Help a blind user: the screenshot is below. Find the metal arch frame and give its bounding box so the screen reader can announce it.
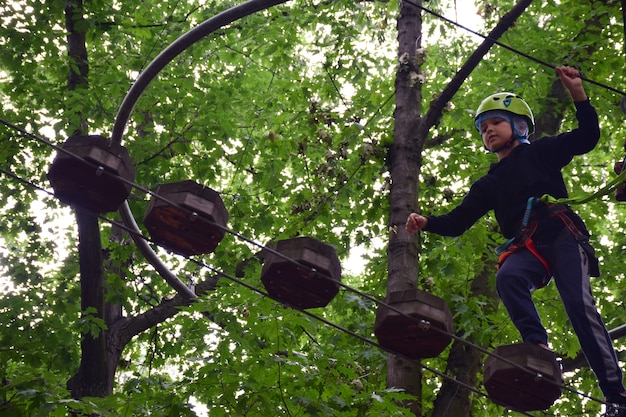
[112,0,288,299]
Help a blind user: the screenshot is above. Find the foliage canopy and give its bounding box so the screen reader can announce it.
[0,0,625,416]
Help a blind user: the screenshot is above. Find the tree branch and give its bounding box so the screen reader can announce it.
[110,275,220,350]
[416,0,533,146]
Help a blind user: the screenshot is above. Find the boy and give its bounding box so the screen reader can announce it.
[405,66,626,416]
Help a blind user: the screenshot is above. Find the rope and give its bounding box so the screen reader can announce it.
[405,0,626,97]
[541,168,626,206]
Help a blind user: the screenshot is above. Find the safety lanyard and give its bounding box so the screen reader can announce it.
[541,168,626,206]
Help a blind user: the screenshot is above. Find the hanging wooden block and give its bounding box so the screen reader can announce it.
[260,237,342,309]
[613,159,626,201]
[374,288,453,359]
[615,183,626,202]
[484,343,562,411]
[143,180,228,256]
[46,135,135,213]
[614,139,626,201]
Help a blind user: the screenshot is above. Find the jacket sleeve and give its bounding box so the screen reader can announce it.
[535,99,600,167]
[423,178,492,237]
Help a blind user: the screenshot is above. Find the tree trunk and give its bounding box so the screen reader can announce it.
[64,0,113,400]
[67,210,110,398]
[63,0,223,396]
[386,1,424,414]
[64,0,89,136]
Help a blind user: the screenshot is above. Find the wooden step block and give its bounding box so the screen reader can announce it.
[374,289,453,359]
[47,135,135,213]
[143,180,228,256]
[261,237,341,309]
[484,343,562,411]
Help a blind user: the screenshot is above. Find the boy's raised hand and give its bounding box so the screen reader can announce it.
[555,66,588,102]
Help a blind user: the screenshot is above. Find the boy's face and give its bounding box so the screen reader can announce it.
[479,117,513,152]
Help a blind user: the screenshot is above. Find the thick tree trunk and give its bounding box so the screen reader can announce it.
[67,210,110,398]
[64,0,113,400]
[386,0,424,414]
[64,0,89,136]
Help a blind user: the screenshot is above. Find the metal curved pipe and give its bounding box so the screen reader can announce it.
[113,0,288,298]
[111,0,288,145]
[119,201,198,299]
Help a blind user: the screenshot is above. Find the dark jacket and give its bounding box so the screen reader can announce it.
[425,100,600,242]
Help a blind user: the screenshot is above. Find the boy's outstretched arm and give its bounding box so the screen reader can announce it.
[555,66,587,102]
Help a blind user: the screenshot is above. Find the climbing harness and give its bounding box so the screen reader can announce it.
[495,194,602,279]
[496,197,551,279]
